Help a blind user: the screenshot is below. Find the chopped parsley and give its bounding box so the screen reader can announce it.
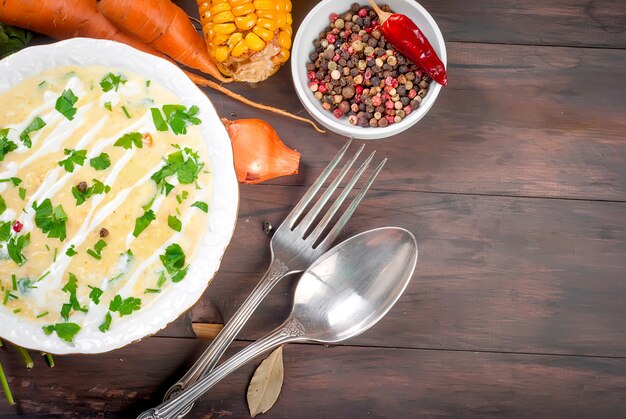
[167,215,182,232]
[0,195,5,215]
[114,132,143,150]
[121,105,131,119]
[104,101,112,111]
[19,116,46,148]
[60,273,87,321]
[99,72,127,92]
[17,277,37,294]
[0,177,21,186]
[160,243,188,283]
[33,199,68,241]
[144,288,161,294]
[176,190,188,204]
[133,209,155,237]
[151,146,204,195]
[71,179,111,206]
[156,271,167,288]
[2,290,17,305]
[191,201,208,212]
[146,80,151,87]
[86,239,107,260]
[109,294,141,316]
[99,312,112,332]
[151,108,168,131]
[36,311,49,319]
[162,104,201,135]
[18,187,26,200]
[66,245,78,257]
[90,153,111,170]
[88,286,103,305]
[58,148,87,172]
[42,322,81,343]
[0,220,11,241]
[55,89,79,120]
[0,128,17,161]
[7,232,30,265]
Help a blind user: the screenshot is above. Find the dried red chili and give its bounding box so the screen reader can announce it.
[368,0,448,86]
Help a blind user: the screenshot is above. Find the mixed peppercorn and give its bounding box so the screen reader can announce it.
[306,3,431,128]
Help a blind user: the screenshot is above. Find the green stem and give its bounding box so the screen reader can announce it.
[0,360,14,406]
[42,353,55,368]
[13,346,34,369]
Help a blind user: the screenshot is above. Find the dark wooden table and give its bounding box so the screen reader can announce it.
[2,0,626,417]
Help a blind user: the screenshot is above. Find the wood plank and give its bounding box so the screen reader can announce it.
[1,338,625,417]
[187,41,626,201]
[153,185,626,358]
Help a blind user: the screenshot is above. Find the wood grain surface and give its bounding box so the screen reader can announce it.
[2,0,626,417]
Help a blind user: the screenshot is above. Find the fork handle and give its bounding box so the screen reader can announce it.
[162,258,291,407]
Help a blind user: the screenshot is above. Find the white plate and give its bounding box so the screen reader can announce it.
[0,38,239,354]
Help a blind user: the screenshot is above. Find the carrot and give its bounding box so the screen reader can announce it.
[0,0,325,133]
[0,0,164,58]
[97,0,229,83]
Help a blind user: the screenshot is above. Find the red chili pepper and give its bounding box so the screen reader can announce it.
[368,0,447,86]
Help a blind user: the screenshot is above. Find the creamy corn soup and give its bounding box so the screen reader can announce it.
[0,65,211,343]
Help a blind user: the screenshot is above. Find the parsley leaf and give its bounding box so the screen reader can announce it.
[58,148,87,172]
[160,243,188,283]
[191,201,208,212]
[7,232,30,265]
[99,312,112,332]
[133,209,155,237]
[0,221,11,241]
[18,187,25,200]
[71,179,111,206]
[109,294,141,316]
[151,108,168,131]
[33,199,68,241]
[121,105,131,119]
[42,322,81,343]
[66,245,77,257]
[99,72,127,92]
[19,116,46,148]
[0,194,5,215]
[0,177,21,186]
[151,147,204,195]
[60,273,87,321]
[55,89,78,120]
[90,153,111,170]
[162,104,201,135]
[104,101,112,111]
[114,132,143,150]
[86,239,107,260]
[0,128,17,161]
[88,286,103,305]
[167,215,182,232]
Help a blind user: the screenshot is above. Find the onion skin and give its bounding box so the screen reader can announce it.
[221,118,301,184]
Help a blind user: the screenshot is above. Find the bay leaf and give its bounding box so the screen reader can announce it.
[247,345,284,417]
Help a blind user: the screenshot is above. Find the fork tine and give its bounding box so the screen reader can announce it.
[307,150,377,245]
[294,144,365,234]
[284,138,352,229]
[314,158,386,250]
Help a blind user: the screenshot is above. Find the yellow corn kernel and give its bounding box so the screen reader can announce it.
[256,10,278,20]
[253,0,274,11]
[276,0,289,12]
[209,2,231,17]
[213,10,235,24]
[252,25,274,42]
[232,2,255,16]
[273,48,290,63]
[285,1,292,12]
[286,14,292,26]
[276,13,286,28]
[277,30,291,49]
[227,32,244,47]
[245,32,266,52]
[213,33,231,45]
[231,40,249,57]
[256,17,278,32]
[229,0,250,6]
[281,25,292,37]
[235,13,257,31]
[213,22,237,35]
[214,46,230,62]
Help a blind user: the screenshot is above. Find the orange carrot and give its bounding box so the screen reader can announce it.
[97,0,229,83]
[0,0,165,58]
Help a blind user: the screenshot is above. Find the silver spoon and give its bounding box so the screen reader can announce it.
[138,226,418,419]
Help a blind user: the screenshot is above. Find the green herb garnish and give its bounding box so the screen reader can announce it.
[58,148,87,172]
[16,278,36,294]
[66,245,78,257]
[36,312,49,319]
[86,239,107,260]
[151,146,204,195]
[60,273,87,321]
[18,187,25,200]
[71,179,111,206]
[90,153,111,170]
[162,104,201,135]
[114,132,143,150]
[144,288,161,294]
[0,221,11,241]
[0,24,32,58]
[160,243,188,283]
[104,101,112,111]
[55,89,78,120]
[0,177,21,186]
[7,232,30,265]
[133,209,155,237]
[33,199,68,241]
[88,286,103,305]
[109,294,141,316]
[167,215,182,232]
[0,195,5,215]
[191,201,208,212]
[19,116,45,148]
[100,72,127,92]
[151,108,168,131]
[99,312,112,333]
[42,322,81,343]
[0,128,17,161]
[121,105,131,119]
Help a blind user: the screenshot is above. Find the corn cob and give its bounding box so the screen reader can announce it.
[197,0,292,83]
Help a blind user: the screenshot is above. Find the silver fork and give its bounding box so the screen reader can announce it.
[163,139,386,416]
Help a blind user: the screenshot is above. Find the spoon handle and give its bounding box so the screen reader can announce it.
[163,259,291,406]
[137,318,307,419]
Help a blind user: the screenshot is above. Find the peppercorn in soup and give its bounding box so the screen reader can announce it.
[0,65,211,343]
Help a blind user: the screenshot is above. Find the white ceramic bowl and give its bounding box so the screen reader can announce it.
[0,38,239,354]
[292,0,447,140]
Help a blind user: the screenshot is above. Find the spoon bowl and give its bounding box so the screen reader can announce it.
[138,226,418,419]
[293,227,418,342]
